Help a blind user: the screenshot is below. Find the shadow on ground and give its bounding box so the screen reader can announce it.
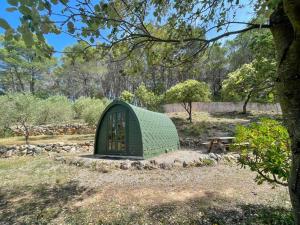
[66,190,293,225]
[0,176,292,224]
[0,180,94,225]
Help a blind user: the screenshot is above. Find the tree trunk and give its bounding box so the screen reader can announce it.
[188,101,192,123]
[30,71,36,94]
[242,91,252,114]
[23,125,29,145]
[271,1,300,223]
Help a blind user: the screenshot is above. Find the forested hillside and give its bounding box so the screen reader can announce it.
[0,29,276,104]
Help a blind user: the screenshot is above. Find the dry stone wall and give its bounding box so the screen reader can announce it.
[11,124,95,136]
[0,141,94,158]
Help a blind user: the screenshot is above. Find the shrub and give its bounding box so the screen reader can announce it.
[76,98,108,125]
[135,83,162,111]
[233,118,291,187]
[119,90,134,103]
[37,95,73,124]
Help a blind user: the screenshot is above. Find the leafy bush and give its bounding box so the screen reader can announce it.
[234,118,291,186]
[119,90,134,103]
[37,95,74,124]
[73,97,92,118]
[135,83,162,111]
[76,98,108,125]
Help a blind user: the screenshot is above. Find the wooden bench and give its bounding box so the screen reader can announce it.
[205,136,236,153]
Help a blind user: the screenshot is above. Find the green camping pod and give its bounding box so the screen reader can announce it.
[94,100,180,159]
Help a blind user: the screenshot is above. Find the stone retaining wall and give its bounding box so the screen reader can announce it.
[0,141,94,158]
[54,152,239,172]
[11,124,95,136]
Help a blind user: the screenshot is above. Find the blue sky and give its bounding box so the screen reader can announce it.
[0,1,78,56]
[0,0,254,58]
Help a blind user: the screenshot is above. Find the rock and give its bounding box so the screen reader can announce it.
[159,162,172,170]
[5,150,13,158]
[208,153,218,161]
[70,147,77,153]
[131,161,143,170]
[120,162,130,170]
[215,154,223,161]
[149,160,157,165]
[20,149,27,156]
[173,159,182,167]
[57,142,65,147]
[62,146,71,151]
[44,146,52,151]
[33,147,42,154]
[183,161,188,168]
[143,163,157,170]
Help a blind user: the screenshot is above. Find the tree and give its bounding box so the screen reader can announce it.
[2,0,300,221]
[1,93,40,144]
[221,59,276,114]
[0,36,56,94]
[165,80,211,122]
[119,90,134,103]
[54,42,107,99]
[135,83,162,111]
[234,118,291,187]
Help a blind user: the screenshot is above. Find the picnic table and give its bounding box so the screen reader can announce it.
[205,136,236,153]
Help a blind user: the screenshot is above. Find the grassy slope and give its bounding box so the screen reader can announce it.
[169,111,282,140]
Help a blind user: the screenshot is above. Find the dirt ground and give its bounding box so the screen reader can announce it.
[0,155,292,225]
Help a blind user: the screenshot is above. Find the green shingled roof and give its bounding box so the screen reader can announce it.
[94,100,180,159]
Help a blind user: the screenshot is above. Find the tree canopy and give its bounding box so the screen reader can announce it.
[166,79,211,122]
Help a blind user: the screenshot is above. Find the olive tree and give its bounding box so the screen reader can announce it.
[3,93,40,144]
[165,80,211,123]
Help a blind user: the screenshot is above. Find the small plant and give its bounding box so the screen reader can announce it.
[201,158,215,166]
[119,90,134,103]
[233,118,291,187]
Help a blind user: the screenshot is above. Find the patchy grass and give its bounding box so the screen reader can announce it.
[0,156,292,224]
[168,111,281,140]
[0,134,94,146]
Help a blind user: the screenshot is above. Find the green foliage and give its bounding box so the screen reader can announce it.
[135,83,162,111]
[166,79,211,104]
[74,97,108,125]
[165,80,211,122]
[119,90,134,103]
[234,118,290,187]
[221,59,276,112]
[37,96,73,124]
[0,36,56,93]
[0,93,41,143]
